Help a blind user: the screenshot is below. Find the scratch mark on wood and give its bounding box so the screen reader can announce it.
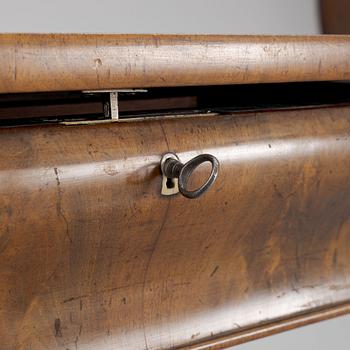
[191,332,200,339]
[54,318,62,337]
[141,196,172,350]
[63,295,89,303]
[74,335,79,350]
[159,120,170,151]
[54,167,72,243]
[333,249,338,267]
[210,265,219,277]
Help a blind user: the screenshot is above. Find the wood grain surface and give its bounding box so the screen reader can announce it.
[1,106,350,349]
[321,0,350,34]
[1,34,350,93]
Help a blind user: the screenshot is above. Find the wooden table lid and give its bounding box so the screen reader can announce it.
[1,34,350,94]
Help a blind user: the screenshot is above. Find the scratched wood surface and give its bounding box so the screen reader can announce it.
[1,106,350,349]
[1,34,350,94]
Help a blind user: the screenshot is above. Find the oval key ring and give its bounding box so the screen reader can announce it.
[161,153,219,199]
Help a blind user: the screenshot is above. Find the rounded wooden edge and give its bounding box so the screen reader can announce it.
[1,34,350,93]
[179,302,350,350]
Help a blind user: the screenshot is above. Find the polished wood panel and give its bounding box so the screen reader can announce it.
[1,34,350,94]
[321,0,350,34]
[1,106,350,349]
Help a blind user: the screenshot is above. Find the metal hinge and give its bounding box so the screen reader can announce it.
[62,89,147,125]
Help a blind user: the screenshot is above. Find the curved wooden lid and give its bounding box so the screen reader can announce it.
[1,34,350,93]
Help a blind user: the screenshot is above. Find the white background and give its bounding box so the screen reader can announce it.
[0,0,321,34]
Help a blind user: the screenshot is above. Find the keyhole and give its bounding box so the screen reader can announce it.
[166,177,175,189]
